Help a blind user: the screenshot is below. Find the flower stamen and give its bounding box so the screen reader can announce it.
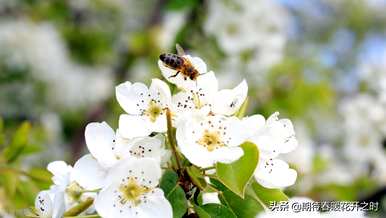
[197,129,224,151]
[119,177,150,206]
[145,100,162,122]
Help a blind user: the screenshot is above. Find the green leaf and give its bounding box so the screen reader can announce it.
[1,171,19,196]
[198,204,237,218]
[14,180,39,208]
[211,179,264,218]
[28,168,52,185]
[194,204,211,218]
[186,166,207,190]
[160,170,179,194]
[167,186,188,218]
[160,170,188,218]
[215,141,259,198]
[21,144,42,156]
[3,122,31,163]
[250,180,288,208]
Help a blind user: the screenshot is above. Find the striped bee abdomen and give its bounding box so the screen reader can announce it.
[159,53,184,69]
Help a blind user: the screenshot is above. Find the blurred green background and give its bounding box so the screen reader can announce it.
[0,0,385,217]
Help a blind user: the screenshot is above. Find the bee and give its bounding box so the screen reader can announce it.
[159,44,201,81]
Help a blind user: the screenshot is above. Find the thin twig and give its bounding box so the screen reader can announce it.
[166,108,182,171]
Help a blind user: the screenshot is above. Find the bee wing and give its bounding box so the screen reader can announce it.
[176,44,186,56]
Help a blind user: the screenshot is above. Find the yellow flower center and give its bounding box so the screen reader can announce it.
[66,182,83,202]
[197,130,224,151]
[119,178,150,206]
[145,101,162,122]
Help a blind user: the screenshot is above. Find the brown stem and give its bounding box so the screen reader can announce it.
[166,108,182,171]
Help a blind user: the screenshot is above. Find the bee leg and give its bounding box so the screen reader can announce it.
[168,71,180,78]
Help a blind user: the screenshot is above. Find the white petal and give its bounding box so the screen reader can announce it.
[212,80,248,115]
[266,112,280,124]
[116,81,150,115]
[85,122,117,168]
[52,190,65,218]
[95,184,135,218]
[275,119,298,153]
[149,79,172,107]
[136,189,173,218]
[187,55,207,74]
[202,192,220,205]
[71,154,107,190]
[176,120,216,168]
[179,141,215,168]
[171,71,218,114]
[149,114,168,133]
[249,112,298,158]
[47,161,70,177]
[250,134,277,158]
[95,159,164,218]
[35,190,53,218]
[176,115,248,167]
[254,158,297,189]
[196,71,218,95]
[47,161,72,187]
[211,147,243,164]
[172,91,198,113]
[106,158,162,188]
[118,114,152,139]
[126,136,165,162]
[237,115,266,144]
[225,116,250,147]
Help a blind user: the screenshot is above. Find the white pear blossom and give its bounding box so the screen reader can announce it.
[158,54,208,90]
[339,94,386,183]
[95,158,172,218]
[248,112,298,188]
[35,188,65,218]
[0,20,112,110]
[211,79,248,116]
[32,46,305,217]
[116,79,172,137]
[34,161,72,218]
[170,71,248,119]
[47,161,73,189]
[282,121,314,174]
[72,122,167,190]
[171,71,218,115]
[176,113,251,168]
[204,0,288,56]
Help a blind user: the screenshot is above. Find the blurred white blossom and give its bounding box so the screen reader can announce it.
[205,0,289,83]
[340,94,386,183]
[0,20,113,110]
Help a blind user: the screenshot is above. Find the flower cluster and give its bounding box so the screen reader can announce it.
[33,52,298,218]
